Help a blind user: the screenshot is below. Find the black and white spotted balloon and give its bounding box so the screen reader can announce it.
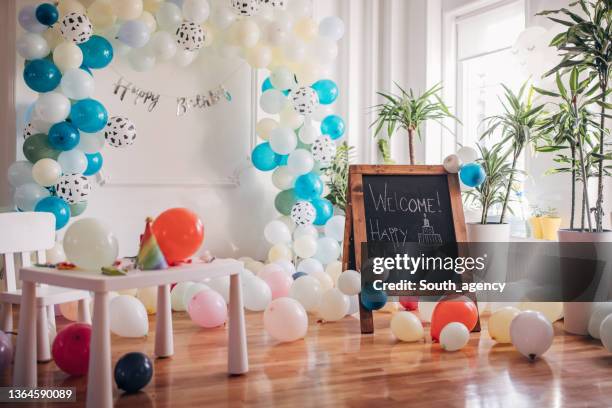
[261,0,285,8]
[23,122,36,139]
[104,116,137,148]
[176,22,206,51]
[59,12,93,44]
[230,0,260,16]
[55,174,91,205]
[290,86,319,116]
[311,136,336,165]
[291,201,316,226]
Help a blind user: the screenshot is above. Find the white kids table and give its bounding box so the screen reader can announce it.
[13,259,248,408]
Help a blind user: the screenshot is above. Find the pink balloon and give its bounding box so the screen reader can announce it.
[187,289,227,328]
[259,266,292,299]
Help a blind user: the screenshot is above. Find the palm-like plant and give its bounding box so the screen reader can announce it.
[324,142,355,212]
[371,83,458,165]
[463,144,519,224]
[480,82,546,224]
[539,0,612,232]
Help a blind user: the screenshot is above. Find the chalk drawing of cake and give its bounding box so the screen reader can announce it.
[417,214,442,244]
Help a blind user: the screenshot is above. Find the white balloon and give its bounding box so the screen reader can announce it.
[600,314,612,352]
[297,257,324,275]
[287,149,314,175]
[17,33,50,60]
[19,5,47,33]
[60,68,95,100]
[325,261,342,284]
[440,322,470,351]
[443,154,462,173]
[171,282,194,311]
[324,215,345,241]
[271,166,295,190]
[77,132,105,153]
[391,311,424,342]
[242,274,272,311]
[8,161,34,187]
[510,310,554,360]
[264,220,292,245]
[263,297,308,342]
[319,16,345,41]
[274,259,296,276]
[337,270,361,296]
[183,282,210,307]
[128,47,156,71]
[58,150,88,174]
[314,237,341,264]
[289,275,322,312]
[270,66,296,90]
[174,48,199,67]
[588,303,612,339]
[110,295,149,337]
[457,146,478,164]
[148,31,177,60]
[293,235,318,259]
[45,241,66,264]
[138,11,157,33]
[210,6,236,29]
[311,270,334,291]
[418,300,438,323]
[260,89,287,114]
[53,41,84,72]
[266,21,291,46]
[269,126,297,154]
[312,104,333,121]
[156,2,182,31]
[293,224,318,240]
[32,158,62,187]
[256,118,278,140]
[283,36,306,62]
[182,0,210,23]
[318,288,349,321]
[34,93,70,124]
[206,276,230,303]
[287,0,312,18]
[234,20,260,48]
[347,295,359,315]
[299,121,320,144]
[14,183,50,211]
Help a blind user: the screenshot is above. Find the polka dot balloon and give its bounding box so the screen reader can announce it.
[261,0,285,8]
[104,116,137,148]
[291,86,319,116]
[59,12,93,44]
[23,122,36,139]
[55,174,91,205]
[231,0,260,16]
[176,22,206,52]
[311,136,336,165]
[291,201,316,226]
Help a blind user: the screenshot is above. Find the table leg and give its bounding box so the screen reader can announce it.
[86,292,112,408]
[13,281,37,387]
[0,303,13,333]
[228,273,248,375]
[155,284,173,358]
[36,305,51,363]
[77,298,92,324]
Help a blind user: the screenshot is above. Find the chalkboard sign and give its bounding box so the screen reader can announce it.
[342,165,468,334]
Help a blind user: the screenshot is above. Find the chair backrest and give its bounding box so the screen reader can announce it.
[0,212,55,292]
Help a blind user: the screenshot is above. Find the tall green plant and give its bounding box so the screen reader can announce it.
[480,82,546,224]
[540,0,612,232]
[324,142,355,212]
[371,83,458,165]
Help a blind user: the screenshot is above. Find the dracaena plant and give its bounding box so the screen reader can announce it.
[480,82,546,224]
[463,143,520,224]
[324,142,355,212]
[371,83,459,165]
[539,0,612,232]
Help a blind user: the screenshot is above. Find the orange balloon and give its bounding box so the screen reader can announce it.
[152,208,204,264]
[430,296,478,342]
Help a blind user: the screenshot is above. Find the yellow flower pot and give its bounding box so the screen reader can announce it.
[540,217,562,241]
[528,216,543,239]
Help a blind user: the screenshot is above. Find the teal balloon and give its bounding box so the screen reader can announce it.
[48,122,80,151]
[311,80,338,105]
[361,284,387,311]
[79,35,114,69]
[35,3,58,26]
[275,154,288,166]
[35,196,70,230]
[23,59,61,93]
[70,99,108,132]
[311,197,333,226]
[321,115,345,140]
[294,173,323,200]
[23,133,60,163]
[459,163,486,188]
[69,201,88,217]
[252,142,279,171]
[83,152,103,176]
[275,189,297,216]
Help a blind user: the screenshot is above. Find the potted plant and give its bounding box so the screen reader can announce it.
[324,142,355,213]
[528,205,545,239]
[529,206,562,240]
[371,83,459,164]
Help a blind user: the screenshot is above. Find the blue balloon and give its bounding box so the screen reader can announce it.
[78,35,114,69]
[292,272,307,280]
[70,99,108,133]
[321,115,345,140]
[361,284,387,311]
[23,59,61,93]
[114,352,153,394]
[311,79,338,105]
[48,122,80,151]
[252,142,279,171]
[295,172,324,200]
[275,154,288,166]
[262,77,290,96]
[84,153,103,176]
[34,196,70,230]
[311,197,333,226]
[80,64,93,76]
[459,162,487,188]
[35,3,59,26]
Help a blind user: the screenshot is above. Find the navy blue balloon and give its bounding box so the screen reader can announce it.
[311,79,338,105]
[84,153,103,176]
[292,272,307,280]
[311,197,333,226]
[252,142,279,171]
[78,35,114,69]
[294,172,323,200]
[35,3,59,26]
[48,122,80,151]
[360,284,387,311]
[34,196,70,230]
[70,99,108,133]
[459,162,487,188]
[321,115,345,140]
[23,59,61,93]
[114,352,153,394]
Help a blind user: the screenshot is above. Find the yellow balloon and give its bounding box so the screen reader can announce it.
[294,18,318,42]
[58,0,86,16]
[391,311,424,342]
[268,47,286,70]
[518,302,563,323]
[111,0,144,20]
[43,25,64,49]
[118,288,138,297]
[53,42,83,72]
[143,0,164,13]
[245,260,265,275]
[294,61,321,85]
[488,306,520,343]
[88,0,116,29]
[234,20,260,48]
[137,286,158,314]
[268,243,293,263]
[256,118,279,141]
[380,301,399,313]
[60,301,79,321]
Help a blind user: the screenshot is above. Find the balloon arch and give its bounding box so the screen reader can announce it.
[11,0,347,266]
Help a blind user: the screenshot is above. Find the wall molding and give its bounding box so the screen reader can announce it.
[1,0,16,209]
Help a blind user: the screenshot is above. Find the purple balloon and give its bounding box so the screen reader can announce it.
[0,331,13,371]
[18,5,47,33]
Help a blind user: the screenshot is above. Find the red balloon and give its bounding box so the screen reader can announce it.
[430,296,478,342]
[399,296,418,311]
[52,323,91,376]
[152,208,204,264]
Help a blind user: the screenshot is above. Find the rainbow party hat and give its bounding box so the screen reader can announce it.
[137,217,168,270]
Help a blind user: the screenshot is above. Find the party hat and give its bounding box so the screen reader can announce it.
[137,217,168,270]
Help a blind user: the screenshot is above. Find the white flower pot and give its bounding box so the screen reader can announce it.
[466,223,510,242]
[558,229,612,335]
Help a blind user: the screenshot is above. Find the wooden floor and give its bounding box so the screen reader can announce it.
[2,308,612,408]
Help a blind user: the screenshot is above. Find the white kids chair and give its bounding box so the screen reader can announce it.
[0,212,90,362]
